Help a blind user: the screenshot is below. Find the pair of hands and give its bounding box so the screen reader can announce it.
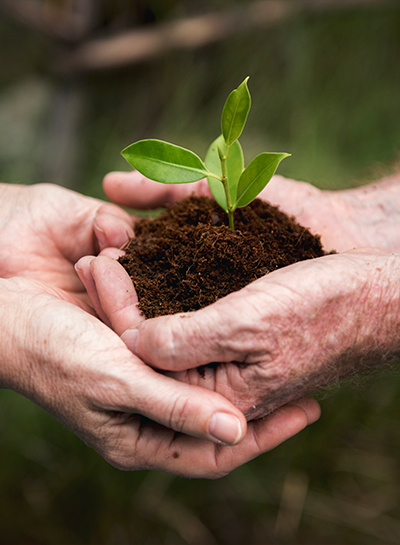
[0,180,317,478]
[2,171,399,477]
[80,173,400,422]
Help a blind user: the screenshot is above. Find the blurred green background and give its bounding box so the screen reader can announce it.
[1,0,400,543]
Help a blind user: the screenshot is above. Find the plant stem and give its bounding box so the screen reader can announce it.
[219,147,235,230]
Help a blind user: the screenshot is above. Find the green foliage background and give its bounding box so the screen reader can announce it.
[1,2,400,543]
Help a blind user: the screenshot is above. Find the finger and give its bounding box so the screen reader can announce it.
[89,255,144,334]
[259,175,319,210]
[101,362,248,448]
[99,247,125,259]
[75,256,110,326]
[103,402,310,476]
[288,397,321,425]
[128,304,235,370]
[346,247,390,256]
[103,170,212,209]
[94,207,134,251]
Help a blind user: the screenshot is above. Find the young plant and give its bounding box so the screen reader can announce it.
[121,77,290,230]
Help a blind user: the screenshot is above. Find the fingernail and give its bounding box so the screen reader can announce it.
[209,413,242,445]
[121,328,139,355]
[99,247,125,260]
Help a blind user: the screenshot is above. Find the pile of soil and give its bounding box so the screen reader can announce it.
[119,195,327,318]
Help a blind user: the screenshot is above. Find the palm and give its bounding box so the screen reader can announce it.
[3,275,315,477]
[0,184,102,302]
[263,174,400,253]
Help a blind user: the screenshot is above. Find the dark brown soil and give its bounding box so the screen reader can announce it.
[119,195,328,318]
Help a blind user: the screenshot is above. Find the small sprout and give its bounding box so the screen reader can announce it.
[121,78,290,230]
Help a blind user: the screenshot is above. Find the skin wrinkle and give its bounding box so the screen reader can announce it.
[265,174,400,254]
[175,309,221,365]
[135,426,171,472]
[334,182,400,251]
[216,362,255,411]
[39,185,97,262]
[159,320,183,367]
[11,292,66,395]
[167,395,191,434]
[12,289,129,441]
[0,185,28,231]
[384,277,400,347]
[0,186,93,293]
[203,287,276,362]
[212,441,236,479]
[354,256,400,351]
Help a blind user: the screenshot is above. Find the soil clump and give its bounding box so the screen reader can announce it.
[119,195,327,318]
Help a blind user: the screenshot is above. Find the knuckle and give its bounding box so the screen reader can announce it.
[102,441,150,472]
[167,395,195,433]
[209,449,235,480]
[143,318,181,369]
[104,451,133,471]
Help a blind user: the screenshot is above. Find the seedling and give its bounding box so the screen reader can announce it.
[121,77,290,230]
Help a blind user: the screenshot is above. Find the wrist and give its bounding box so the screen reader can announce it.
[330,173,400,251]
[306,251,400,386]
[357,250,400,362]
[0,277,51,395]
[0,278,24,389]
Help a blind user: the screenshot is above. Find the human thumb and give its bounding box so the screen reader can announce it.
[121,304,240,371]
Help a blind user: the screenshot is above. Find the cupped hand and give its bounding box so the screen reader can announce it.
[77,253,327,421]
[0,275,318,477]
[102,170,400,253]
[78,170,400,437]
[78,246,400,420]
[0,182,134,309]
[130,248,400,418]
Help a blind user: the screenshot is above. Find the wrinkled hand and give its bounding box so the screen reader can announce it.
[1,275,321,477]
[0,182,134,309]
[78,248,400,419]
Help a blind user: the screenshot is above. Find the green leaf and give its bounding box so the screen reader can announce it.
[121,139,208,183]
[221,77,251,147]
[235,152,290,208]
[205,137,226,211]
[205,135,244,211]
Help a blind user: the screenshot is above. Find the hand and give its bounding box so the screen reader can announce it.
[78,245,400,419]
[0,275,319,477]
[102,170,400,253]
[0,182,134,310]
[0,183,319,477]
[77,250,326,420]
[134,248,400,418]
